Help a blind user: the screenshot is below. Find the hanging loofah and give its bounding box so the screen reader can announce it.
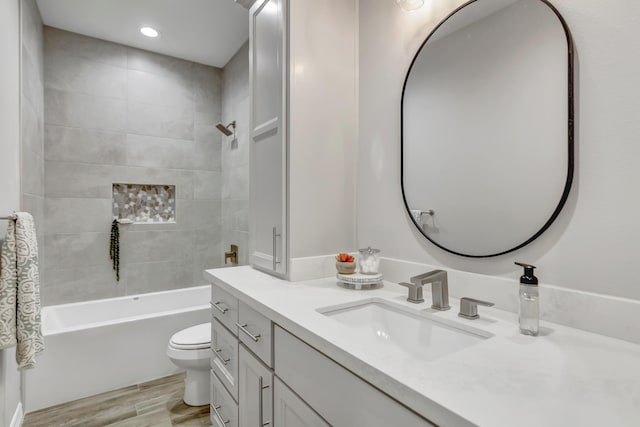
[110,219,120,282]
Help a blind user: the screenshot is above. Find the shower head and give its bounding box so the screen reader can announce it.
[216,121,236,137]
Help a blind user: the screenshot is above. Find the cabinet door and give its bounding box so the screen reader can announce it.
[274,377,330,427]
[239,344,273,427]
[249,0,288,277]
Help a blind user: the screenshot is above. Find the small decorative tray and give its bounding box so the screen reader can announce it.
[336,272,383,290]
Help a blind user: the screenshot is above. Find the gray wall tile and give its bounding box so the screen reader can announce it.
[194,125,222,171]
[119,230,194,264]
[193,171,222,200]
[23,46,44,113]
[43,265,124,305]
[44,232,110,270]
[44,51,127,99]
[127,100,193,140]
[23,148,44,197]
[221,42,250,266]
[44,26,127,68]
[126,47,194,81]
[44,198,113,234]
[123,260,194,295]
[42,29,242,304]
[192,200,222,230]
[127,69,193,108]
[45,162,194,199]
[45,88,127,131]
[23,100,44,159]
[44,125,127,164]
[125,134,194,169]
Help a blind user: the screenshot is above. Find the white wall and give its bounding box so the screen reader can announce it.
[358,0,640,301]
[0,0,22,424]
[288,0,358,259]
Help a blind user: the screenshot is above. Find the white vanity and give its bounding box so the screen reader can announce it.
[206,266,640,427]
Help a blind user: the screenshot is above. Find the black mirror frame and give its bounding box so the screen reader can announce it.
[400,0,575,258]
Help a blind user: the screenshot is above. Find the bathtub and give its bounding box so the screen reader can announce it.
[23,286,211,412]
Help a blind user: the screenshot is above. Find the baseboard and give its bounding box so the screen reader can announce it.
[10,402,23,427]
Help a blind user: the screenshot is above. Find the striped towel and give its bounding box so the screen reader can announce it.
[0,212,44,369]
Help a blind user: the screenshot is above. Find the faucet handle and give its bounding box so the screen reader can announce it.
[398,282,424,304]
[458,297,494,320]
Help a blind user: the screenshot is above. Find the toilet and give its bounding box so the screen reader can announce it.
[167,322,211,406]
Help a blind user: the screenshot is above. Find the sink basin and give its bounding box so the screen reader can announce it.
[319,299,490,361]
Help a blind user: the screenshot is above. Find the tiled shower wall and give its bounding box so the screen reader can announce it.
[21,0,45,282]
[43,27,225,305]
[221,42,250,265]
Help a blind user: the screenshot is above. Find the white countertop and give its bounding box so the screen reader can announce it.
[205,266,640,427]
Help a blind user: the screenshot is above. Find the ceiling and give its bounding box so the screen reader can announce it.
[36,0,249,68]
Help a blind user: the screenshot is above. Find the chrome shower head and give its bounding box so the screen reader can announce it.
[216,121,236,137]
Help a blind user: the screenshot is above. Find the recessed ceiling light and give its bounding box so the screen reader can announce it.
[140,26,159,38]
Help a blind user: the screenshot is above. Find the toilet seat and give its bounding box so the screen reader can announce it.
[169,323,211,350]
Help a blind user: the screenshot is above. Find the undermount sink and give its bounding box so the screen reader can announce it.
[318,299,491,361]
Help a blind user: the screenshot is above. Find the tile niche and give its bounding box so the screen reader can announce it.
[112,183,176,223]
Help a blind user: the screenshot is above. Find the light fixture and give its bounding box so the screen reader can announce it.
[396,0,425,12]
[139,26,159,38]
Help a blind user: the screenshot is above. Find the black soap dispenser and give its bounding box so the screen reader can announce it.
[515,262,539,336]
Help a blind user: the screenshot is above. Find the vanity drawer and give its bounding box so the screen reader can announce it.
[210,370,238,427]
[211,318,239,402]
[274,326,435,427]
[211,283,238,334]
[237,301,272,367]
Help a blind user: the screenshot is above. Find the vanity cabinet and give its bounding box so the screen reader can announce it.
[211,370,239,427]
[238,300,273,367]
[239,345,274,427]
[211,281,436,427]
[211,318,239,401]
[249,0,288,277]
[274,377,329,427]
[274,326,435,427]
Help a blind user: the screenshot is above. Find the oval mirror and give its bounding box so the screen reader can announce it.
[401,0,573,257]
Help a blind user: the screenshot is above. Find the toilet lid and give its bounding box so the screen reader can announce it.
[170,323,211,350]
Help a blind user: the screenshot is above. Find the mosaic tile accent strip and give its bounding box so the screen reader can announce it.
[112,184,176,223]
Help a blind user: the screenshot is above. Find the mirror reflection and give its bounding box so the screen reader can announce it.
[402,0,573,257]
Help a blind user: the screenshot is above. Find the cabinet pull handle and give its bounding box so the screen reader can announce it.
[259,376,271,426]
[212,404,230,425]
[235,322,261,342]
[213,348,230,365]
[211,301,229,314]
[272,226,281,271]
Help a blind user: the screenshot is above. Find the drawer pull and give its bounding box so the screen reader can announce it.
[259,376,271,426]
[213,348,230,365]
[212,404,230,425]
[211,301,229,314]
[235,322,261,342]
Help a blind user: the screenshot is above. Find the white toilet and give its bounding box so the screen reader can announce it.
[167,322,211,406]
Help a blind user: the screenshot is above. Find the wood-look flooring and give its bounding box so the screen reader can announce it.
[22,373,211,427]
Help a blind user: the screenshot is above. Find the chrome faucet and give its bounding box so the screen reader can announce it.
[408,270,450,311]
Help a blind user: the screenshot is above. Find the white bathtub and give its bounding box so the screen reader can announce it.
[24,286,211,412]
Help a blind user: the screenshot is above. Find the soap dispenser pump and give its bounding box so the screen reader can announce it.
[515,262,539,336]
